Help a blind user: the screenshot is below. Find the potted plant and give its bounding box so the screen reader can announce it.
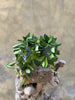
[6,33,65,100]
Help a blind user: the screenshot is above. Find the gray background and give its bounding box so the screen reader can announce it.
[0,0,75,100]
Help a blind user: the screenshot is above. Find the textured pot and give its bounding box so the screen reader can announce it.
[15,60,66,100]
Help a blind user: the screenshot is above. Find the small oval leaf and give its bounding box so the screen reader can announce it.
[35,45,39,51]
[21,78,26,86]
[51,47,55,53]
[26,69,31,74]
[13,50,21,55]
[50,54,54,59]
[7,61,16,66]
[28,65,34,71]
[48,36,52,43]
[42,61,45,67]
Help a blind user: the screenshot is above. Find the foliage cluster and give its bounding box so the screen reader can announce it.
[6,33,61,85]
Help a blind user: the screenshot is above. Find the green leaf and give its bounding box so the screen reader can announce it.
[23,33,30,40]
[17,40,23,42]
[26,33,30,38]
[55,42,62,46]
[42,61,45,67]
[7,61,16,66]
[37,39,40,43]
[48,56,58,65]
[50,65,55,69]
[51,47,55,53]
[36,56,45,62]
[45,57,48,67]
[13,50,21,55]
[19,70,23,76]
[40,36,43,41]
[6,61,16,68]
[48,36,53,43]
[55,49,60,55]
[20,45,25,48]
[21,78,26,86]
[6,65,15,68]
[53,56,58,61]
[48,60,54,65]
[36,51,41,54]
[13,43,23,48]
[26,56,31,63]
[14,68,19,73]
[42,58,48,67]
[52,37,57,42]
[50,54,54,59]
[41,42,47,47]
[26,69,31,74]
[26,36,32,40]
[13,48,20,51]
[35,45,39,51]
[28,65,34,71]
[44,34,49,42]
[51,42,61,46]
[47,52,51,55]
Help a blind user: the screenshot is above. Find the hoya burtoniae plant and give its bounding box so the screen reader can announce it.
[6,33,61,85]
